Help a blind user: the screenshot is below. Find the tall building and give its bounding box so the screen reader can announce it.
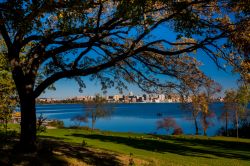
[143,94,150,101]
[158,94,165,101]
[128,91,133,96]
[114,95,122,101]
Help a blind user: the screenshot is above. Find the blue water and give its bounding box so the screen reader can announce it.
[34,103,230,136]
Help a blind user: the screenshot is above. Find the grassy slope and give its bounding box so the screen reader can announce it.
[37,128,250,166]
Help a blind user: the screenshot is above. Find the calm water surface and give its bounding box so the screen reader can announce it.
[35,103,229,136]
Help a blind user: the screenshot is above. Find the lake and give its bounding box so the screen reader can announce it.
[35,103,230,136]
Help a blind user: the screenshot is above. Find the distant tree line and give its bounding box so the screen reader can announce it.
[36,99,84,104]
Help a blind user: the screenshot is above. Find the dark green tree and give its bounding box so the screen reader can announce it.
[0,40,17,133]
[223,86,250,138]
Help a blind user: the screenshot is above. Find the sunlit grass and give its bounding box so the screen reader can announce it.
[38,127,250,166]
[2,124,250,166]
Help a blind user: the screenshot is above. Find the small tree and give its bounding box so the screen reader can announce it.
[198,93,211,136]
[186,93,212,136]
[200,80,221,136]
[189,94,202,135]
[235,86,250,138]
[223,86,250,138]
[84,95,114,130]
[180,84,201,135]
[181,79,221,136]
[219,110,232,137]
[221,90,236,136]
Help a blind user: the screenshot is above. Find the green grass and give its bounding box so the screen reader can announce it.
[2,124,250,166]
[37,128,250,166]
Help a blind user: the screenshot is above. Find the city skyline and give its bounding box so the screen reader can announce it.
[38,91,225,104]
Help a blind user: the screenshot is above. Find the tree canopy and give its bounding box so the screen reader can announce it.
[0,0,248,96]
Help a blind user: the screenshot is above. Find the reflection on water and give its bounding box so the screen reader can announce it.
[34,103,228,136]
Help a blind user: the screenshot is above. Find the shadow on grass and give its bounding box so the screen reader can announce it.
[38,135,70,141]
[71,133,250,160]
[0,132,123,166]
[52,141,123,166]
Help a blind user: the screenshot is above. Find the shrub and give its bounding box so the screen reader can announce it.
[173,128,183,135]
[129,153,135,166]
[47,120,64,128]
[157,117,183,135]
[70,115,88,127]
[82,139,87,147]
[216,121,250,138]
[37,113,47,133]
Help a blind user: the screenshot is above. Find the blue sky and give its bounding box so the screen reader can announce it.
[40,61,239,99]
[40,24,240,99]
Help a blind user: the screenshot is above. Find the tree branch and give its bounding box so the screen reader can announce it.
[0,14,12,49]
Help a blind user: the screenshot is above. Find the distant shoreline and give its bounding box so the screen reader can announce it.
[36,101,223,105]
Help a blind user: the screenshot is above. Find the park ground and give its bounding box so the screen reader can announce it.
[0,124,250,166]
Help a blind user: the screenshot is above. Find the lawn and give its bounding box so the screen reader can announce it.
[1,125,250,166]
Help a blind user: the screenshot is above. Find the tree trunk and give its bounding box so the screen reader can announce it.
[4,116,8,135]
[194,117,199,135]
[235,110,239,139]
[8,50,37,151]
[203,129,207,136]
[225,111,228,136]
[19,94,37,151]
[91,114,94,130]
[203,115,207,136]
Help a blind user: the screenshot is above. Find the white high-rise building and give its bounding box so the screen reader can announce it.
[158,94,165,101]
